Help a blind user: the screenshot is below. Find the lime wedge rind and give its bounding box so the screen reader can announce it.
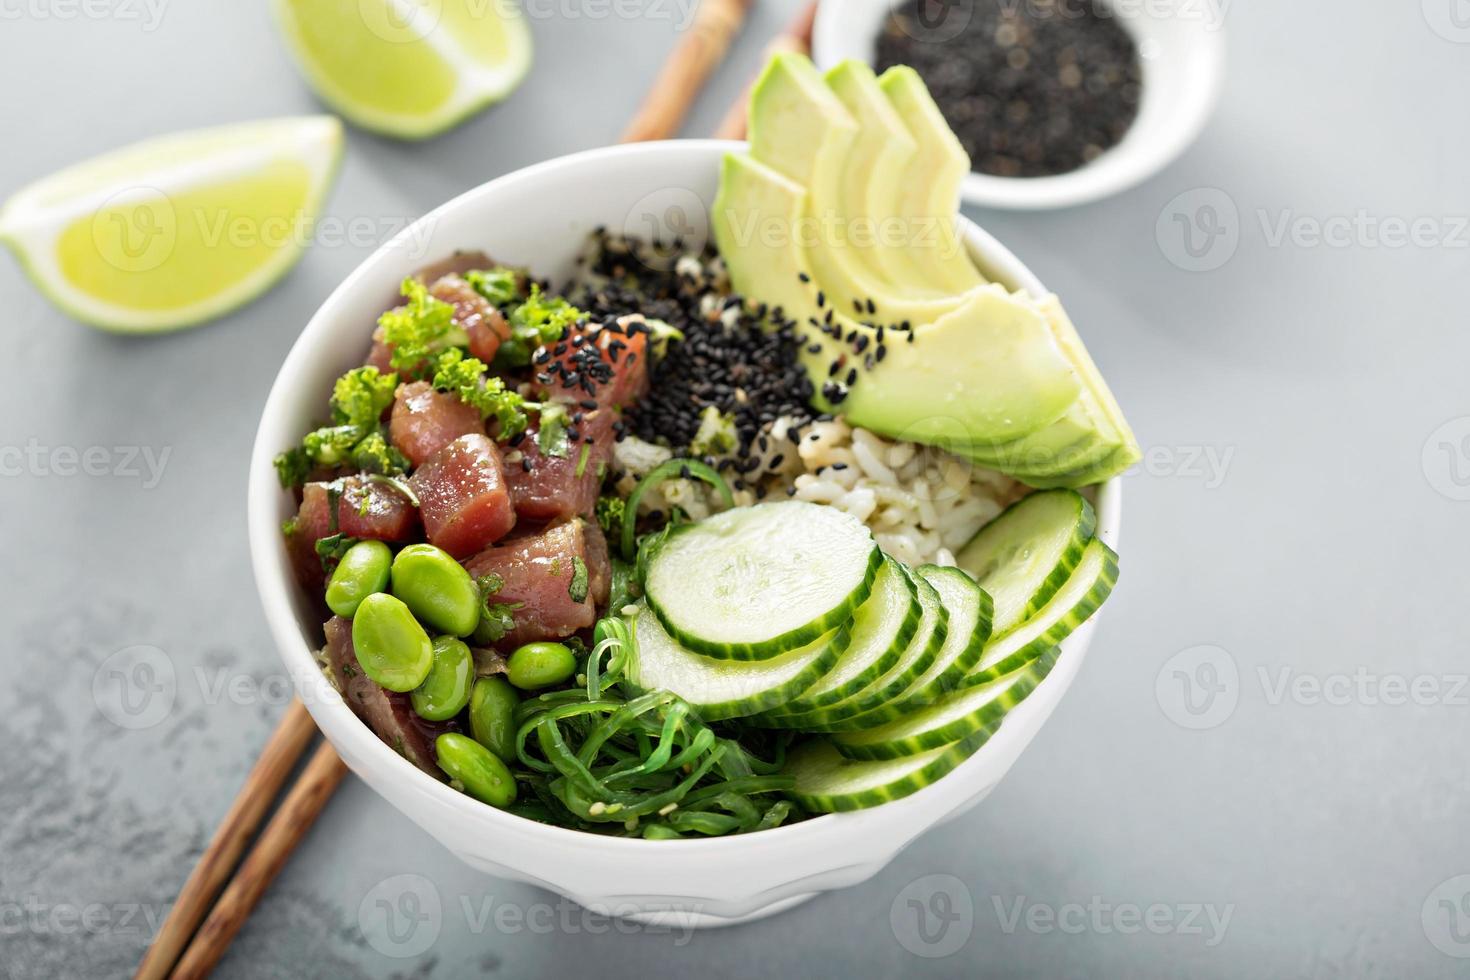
[0,116,343,334]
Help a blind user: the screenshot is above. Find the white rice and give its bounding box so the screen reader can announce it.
[614,416,1027,567]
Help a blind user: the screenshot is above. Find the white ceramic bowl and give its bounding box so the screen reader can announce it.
[248,140,1122,928]
[812,0,1227,210]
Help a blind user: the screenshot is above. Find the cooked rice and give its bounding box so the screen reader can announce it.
[615,417,1027,566]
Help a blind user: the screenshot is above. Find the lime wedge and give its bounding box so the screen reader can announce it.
[272,0,532,140]
[0,116,343,334]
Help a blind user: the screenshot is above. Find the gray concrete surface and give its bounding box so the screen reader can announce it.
[2,1,1468,977]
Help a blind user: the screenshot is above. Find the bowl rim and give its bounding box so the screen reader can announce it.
[810,0,1228,210]
[247,138,1122,859]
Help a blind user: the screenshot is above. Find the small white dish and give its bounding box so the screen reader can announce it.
[812,0,1227,210]
[248,140,1122,929]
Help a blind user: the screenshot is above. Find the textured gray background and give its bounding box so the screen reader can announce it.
[2,1,1468,977]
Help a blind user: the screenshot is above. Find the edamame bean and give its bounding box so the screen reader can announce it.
[468,676,519,762]
[351,593,434,692]
[506,642,576,690]
[325,540,392,618]
[410,636,474,721]
[436,733,517,808]
[390,544,480,637]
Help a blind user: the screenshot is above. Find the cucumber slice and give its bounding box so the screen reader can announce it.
[643,500,880,660]
[753,558,919,723]
[966,537,1117,685]
[779,568,948,731]
[830,565,994,729]
[783,735,983,813]
[954,489,1095,637]
[833,650,1059,761]
[624,603,847,721]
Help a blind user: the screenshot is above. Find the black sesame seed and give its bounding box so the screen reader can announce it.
[798,271,811,283]
[876,345,888,362]
[866,298,876,315]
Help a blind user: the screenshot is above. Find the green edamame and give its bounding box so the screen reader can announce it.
[468,676,519,762]
[390,544,480,637]
[351,593,434,692]
[410,636,474,721]
[506,642,576,690]
[436,733,517,808]
[325,540,392,618]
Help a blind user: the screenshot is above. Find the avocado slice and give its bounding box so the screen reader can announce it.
[825,60,967,299]
[878,66,988,296]
[962,295,1141,486]
[748,55,973,324]
[713,153,1081,443]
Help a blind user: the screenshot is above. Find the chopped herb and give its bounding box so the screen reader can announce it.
[314,533,357,574]
[568,557,589,604]
[595,495,626,537]
[537,403,572,458]
[378,277,469,373]
[431,348,529,438]
[349,431,410,476]
[574,442,592,478]
[464,267,522,307]
[473,574,522,644]
[330,366,398,427]
[273,447,310,488]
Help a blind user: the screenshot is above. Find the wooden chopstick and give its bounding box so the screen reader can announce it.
[712,0,817,140]
[620,0,753,142]
[133,699,319,980]
[169,742,349,980]
[134,12,767,979]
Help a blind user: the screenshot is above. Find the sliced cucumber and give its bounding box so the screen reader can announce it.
[954,489,1095,637]
[642,500,880,661]
[783,735,983,813]
[754,558,919,724]
[829,565,993,729]
[624,603,846,721]
[833,650,1059,761]
[967,536,1117,685]
[780,567,948,731]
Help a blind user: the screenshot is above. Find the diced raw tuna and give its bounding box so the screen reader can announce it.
[288,478,420,593]
[389,380,484,467]
[429,274,512,364]
[334,478,421,541]
[364,326,395,376]
[506,409,614,523]
[463,520,601,647]
[536,314,649,410]
[409,434,516,558]
[323,617,450,776]
[583,520,612,608]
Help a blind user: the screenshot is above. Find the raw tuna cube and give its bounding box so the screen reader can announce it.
[583,520,612,608]
[429,274,512,365]
[506,409,614,523]
[536,315,649,410]
[409,434,516,558]
[389,380,484,467]
[289,478,419,597]
[323,617,450,776]
[463,520,601,647]
[334,478,421,541]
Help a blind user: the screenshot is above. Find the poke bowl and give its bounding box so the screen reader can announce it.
[248,127,1127,927]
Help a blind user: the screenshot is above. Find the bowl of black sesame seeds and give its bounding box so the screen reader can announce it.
[813,0,1226,209]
